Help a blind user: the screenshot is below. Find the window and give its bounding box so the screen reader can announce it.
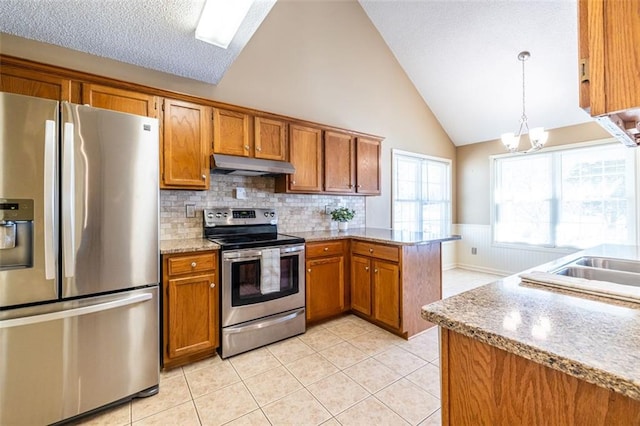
[392,149,452,234]
[493,143,636,249]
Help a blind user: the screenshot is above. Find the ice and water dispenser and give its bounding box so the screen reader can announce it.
[0,199,34,270]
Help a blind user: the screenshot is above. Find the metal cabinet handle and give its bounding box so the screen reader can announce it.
[357,185,362,188]
[323,247,329,251]
[244,145,250,150]
[291,180,296,185]
[307,268,311,273]
[191,262,197,268]
[210,283,216,288]
[374,269,379,273]
[256,147,262,152]
[369,248,373,253]
[365,266,369,271]
[202,174,206,180]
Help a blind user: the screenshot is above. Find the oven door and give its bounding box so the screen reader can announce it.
[221,244,305,327]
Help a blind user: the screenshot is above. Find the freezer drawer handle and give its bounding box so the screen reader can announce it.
[44,119,56,280]
[62,122,76,278]
[0,293,152,329]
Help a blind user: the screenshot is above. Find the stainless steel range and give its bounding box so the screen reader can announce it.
[204,208,306,358]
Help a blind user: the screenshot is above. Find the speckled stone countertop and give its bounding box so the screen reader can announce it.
[422,244,640,401]
[292,227,461,245]
[160,238,219,254]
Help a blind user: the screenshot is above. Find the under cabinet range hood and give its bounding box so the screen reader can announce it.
[596,109,640,148]
[211,154,295,176]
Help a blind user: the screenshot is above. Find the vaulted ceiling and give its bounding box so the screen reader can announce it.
[0,0,592,146]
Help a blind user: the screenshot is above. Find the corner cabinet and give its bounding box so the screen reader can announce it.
[351,240,442,338]
[162,250,219,370]
[0,63,72,101]
[81,83,159,118]
[579,0,640,116]
[161,99,211,190]
[305,240,349,322]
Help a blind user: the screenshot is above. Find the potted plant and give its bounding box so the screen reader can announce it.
[330,207,355,231]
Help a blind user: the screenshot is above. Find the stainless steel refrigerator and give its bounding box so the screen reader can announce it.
[0,92,160,425]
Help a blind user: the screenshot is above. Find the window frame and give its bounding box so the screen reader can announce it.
[391,148,452,234]
[490,138,638,252]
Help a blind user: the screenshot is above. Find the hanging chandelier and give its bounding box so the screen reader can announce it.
[501,51,548,153]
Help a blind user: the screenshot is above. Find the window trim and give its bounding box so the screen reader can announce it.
[489,137,638,251]
[391,148,452,233]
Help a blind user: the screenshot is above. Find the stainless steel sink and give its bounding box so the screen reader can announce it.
[519,255,640,303]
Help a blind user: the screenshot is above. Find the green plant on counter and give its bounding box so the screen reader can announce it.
[330,207,355,222]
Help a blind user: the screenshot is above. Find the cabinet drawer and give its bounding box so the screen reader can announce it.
[306,240,345,258]
[351,241,399,262]
[167,252,217,276]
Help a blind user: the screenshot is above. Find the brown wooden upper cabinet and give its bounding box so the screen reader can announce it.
[82,83,159,118]
[213,108,250,157]
[213,108,287,161]
[254,116,287,161]
[323,132,382,195]
[0,64,72,101]
[324,131,356,193]
[579,0,640,116]
[355,137,381,195]
[161,99,211,190]
[280,124,323,192]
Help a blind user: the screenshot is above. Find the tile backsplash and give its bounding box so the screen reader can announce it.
[160,175,366,240]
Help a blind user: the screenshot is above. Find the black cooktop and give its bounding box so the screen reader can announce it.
[206,233,304,251]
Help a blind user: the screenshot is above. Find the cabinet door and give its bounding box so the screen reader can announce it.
[356,137,381,195]
[0,64,71,101]
[289,124,323,192]
[579,0,640,115]
[166,273,218,360]
[306,256,345,321]
[162,99,210,189]
[82,83,159,118]
[324,131,355,193]
[372,260,400,329]
[255,117,287,161]
[351,255,372,316]
[213,108,250,157]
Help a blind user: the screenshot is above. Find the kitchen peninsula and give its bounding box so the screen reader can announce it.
[422,245,640,425]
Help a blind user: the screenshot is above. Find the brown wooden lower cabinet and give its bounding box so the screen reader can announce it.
[162,250,219,370]
[349,240,442,338]
[441,329,640,425]
[305,240,349,322]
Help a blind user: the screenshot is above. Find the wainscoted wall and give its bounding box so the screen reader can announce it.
[451,224,579,276]
[160,175,365,241]
[441,241,456,270]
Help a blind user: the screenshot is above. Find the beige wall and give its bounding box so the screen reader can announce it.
[0,0,456,228]
[456,121,613,225]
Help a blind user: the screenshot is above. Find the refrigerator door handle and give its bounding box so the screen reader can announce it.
[0,292,153,329]
[44,119,56,280]
[62,122,76,278]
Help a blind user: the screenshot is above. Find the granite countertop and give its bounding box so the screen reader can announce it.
[292,227,461,245]
[160,238,219,254]
[422,244,640,401]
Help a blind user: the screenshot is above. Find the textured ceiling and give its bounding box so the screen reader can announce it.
[0,0,276,84]
[0,0,593,146]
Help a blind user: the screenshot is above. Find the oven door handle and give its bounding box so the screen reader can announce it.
[224,255,262,263]
[224,308,305,334]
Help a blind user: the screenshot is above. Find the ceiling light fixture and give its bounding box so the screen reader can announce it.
[195,0,254,49]
[501,51,548,153]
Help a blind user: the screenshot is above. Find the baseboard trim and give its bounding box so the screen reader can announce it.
[451,263,510,277]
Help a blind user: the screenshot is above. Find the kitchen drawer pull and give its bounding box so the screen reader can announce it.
[191,262,197,268]
[369,248,373,253]
[323,247,329,251]
[210,283,215,288]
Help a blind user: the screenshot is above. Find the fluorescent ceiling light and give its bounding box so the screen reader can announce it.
[195,0,254,49]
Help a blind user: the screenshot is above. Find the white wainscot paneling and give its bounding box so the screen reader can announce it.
[451,224,578,276]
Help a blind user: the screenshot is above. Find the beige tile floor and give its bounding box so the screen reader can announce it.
[77,268,502,426]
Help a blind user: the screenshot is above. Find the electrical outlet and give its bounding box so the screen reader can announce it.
[471,247,477,255]
[185,204,196,218]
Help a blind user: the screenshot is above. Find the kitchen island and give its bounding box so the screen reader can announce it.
[422,244,640,425]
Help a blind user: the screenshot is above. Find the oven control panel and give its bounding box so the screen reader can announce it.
[204,208,277,227]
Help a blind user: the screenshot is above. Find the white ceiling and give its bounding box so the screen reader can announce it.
[0,0,593,146]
